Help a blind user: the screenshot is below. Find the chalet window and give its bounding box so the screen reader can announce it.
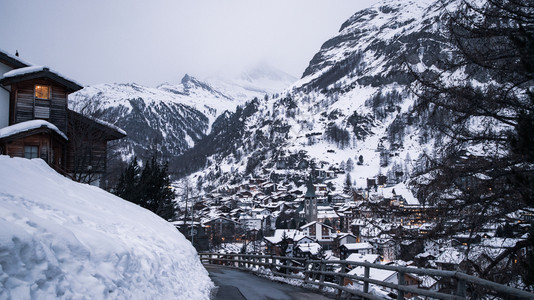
[35,85,50,100]
[24,145,39,159]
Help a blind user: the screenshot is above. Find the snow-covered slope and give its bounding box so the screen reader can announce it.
[70,81,213,161]
[69,65,296,162]
[174,0,459,191]
[0,156,214,299]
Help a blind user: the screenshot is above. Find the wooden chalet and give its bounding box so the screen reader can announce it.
[0,50,125,186]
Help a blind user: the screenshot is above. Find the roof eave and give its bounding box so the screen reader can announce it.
[0,52,29,69]
[0,69,83,92]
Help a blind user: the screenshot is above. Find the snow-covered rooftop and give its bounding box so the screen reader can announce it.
[295,242,322,255]
[79,112,127,136]
[1,65,83,88]
[382,183,420,205]
[0,48,31,67]
[0,120,68,140]
[265,229,307,244]
[346,253,380,264]
[343,242,374,251]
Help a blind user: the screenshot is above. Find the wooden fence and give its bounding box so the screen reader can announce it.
[199,253,534,299]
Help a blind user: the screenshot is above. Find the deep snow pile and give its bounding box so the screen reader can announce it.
[0,156,213,299]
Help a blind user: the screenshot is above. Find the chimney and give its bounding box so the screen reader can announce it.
[15,50,19,57]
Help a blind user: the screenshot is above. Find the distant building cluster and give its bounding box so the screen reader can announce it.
[171,170,532,294]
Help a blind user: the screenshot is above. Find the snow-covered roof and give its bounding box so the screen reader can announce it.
[83,113,127,136]
[382,183,419,205]
[1,65,83,91]
[336,232,357,239]
[0,48,31,68]
[203,216,239,224]
[0,120,68,141]
[348,265,396,282]
[300,221,334,230]
[2,65,46,78]
[295,242,322,255]
[481,237,523,248]
[170,220,201,226]
[435,247,465,265]
[346,253,380,264]
[343,242,374,251]
[264,229,306,244]
[317,206,339,219]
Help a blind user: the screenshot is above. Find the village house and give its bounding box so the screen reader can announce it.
[0,50,125,187]
[264,229,314,256]
[300,221,334,250]
[317,205,340,231]
[203,217,240,243]
[294,242,323,259]
[340,242,374,260]
[332,232,358,256]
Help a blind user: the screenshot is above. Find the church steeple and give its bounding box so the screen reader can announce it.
[304,178,316,199]
[304,177,317,223]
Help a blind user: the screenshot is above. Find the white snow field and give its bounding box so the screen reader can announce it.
[0,156,213,299]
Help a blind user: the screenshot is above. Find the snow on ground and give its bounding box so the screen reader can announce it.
[0,156,213,299]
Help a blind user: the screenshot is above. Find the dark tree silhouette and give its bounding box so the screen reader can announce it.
[411,0,534,288]
[115,156,176,220]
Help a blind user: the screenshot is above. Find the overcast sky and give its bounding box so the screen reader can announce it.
[0,0,380,87]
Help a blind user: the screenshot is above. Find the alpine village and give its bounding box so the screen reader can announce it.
[1,0,533,299]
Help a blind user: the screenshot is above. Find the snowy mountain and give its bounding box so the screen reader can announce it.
[70,65,296,163]
[0,156,213,299]
[70,82,210,162]
[207,63,297,102]
[174,0,462,191]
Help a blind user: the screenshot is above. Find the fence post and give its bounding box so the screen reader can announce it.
[397,271,405,300]
[456,278,466,298]
[364,265,370,294]
[319,260,326,290]
[285,257,290,275]
[303,259,309,282]
[313,262,319,281]
[337,263,347,298]
[270,255,275,273]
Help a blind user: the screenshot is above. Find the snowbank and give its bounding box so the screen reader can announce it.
[0,156,213,299]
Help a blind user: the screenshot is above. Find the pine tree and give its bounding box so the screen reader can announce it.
[346,158,354,172]
[344,173,352,194]
[115,157,140,204]
[114,156,175,220]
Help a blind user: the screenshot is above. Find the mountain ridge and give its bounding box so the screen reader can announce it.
[69,65,296,164]
[174,0,459,193]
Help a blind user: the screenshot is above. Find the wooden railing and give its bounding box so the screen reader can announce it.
[199,253,534,299]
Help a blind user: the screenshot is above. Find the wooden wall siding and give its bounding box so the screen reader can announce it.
[13,82,68,133]
[15,86,34,123]
[5,134,50,162]
[50,86,67,133]
[3,133,66,171]
[35,99,50,119]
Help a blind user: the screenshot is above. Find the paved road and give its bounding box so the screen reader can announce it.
[206,265,334,300]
